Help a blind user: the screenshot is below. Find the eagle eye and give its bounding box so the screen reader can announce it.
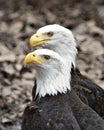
[43,55,51,60]
[33,54,35,57]
[47,32,54,37]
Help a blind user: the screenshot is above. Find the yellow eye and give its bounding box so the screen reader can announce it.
[47,32,54,37]
[43,55,51,60]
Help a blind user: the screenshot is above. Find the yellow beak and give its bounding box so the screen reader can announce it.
[29,33,50,48]
[23,52,41,65]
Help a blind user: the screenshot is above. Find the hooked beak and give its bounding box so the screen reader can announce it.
[23,52,41,65]
[29,33,50,48]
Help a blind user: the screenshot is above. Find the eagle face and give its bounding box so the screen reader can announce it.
[24,49,64,69]
[29,24,74,49]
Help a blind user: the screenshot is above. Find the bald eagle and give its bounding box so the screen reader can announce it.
[22,49,104,130]
[29,24,104,118]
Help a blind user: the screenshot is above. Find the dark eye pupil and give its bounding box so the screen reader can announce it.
[44,55,50,60]
[47,32,53,37]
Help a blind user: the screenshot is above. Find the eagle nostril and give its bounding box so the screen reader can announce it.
[36,35,39,38]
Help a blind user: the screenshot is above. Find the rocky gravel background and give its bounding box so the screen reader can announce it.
[0,0,104,130]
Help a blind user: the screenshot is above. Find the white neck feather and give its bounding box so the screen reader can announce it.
[35,61,71,98]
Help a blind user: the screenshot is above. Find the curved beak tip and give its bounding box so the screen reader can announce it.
[29,37,34,48]
[23,59,27,66]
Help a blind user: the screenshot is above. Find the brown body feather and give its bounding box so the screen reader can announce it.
[71,67,104,118]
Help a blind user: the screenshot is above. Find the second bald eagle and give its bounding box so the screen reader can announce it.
[29,24,104,118]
